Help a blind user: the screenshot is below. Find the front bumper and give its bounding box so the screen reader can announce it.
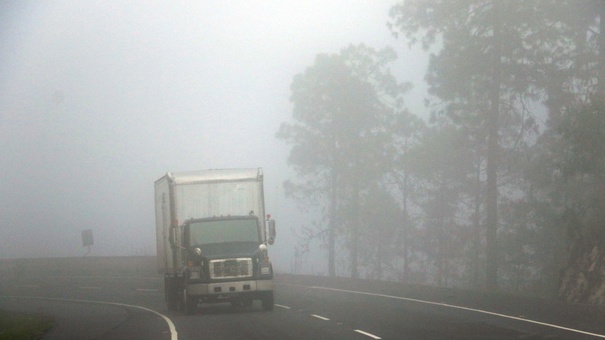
[187,279,274,296]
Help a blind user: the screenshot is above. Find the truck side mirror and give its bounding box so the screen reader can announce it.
[268,220,276,245]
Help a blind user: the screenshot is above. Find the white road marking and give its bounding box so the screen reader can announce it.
[15,285,39,288]
[78,286,102,289]
[0,296,178,340]
[311,314,330,321]
[275,304,291,309]
[354,329,382,339]
[136,288,159,292]
[275,298,381,339]
[278,283,605,339]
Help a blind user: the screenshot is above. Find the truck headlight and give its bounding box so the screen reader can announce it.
[260,264,271,275]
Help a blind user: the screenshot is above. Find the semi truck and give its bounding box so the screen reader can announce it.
[154,168,276,314]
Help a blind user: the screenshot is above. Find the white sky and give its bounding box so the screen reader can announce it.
[0,1,428,271]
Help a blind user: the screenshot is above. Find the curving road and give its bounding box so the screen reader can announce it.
[1,273,605,339]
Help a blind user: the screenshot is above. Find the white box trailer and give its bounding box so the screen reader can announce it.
[154,168,276,314]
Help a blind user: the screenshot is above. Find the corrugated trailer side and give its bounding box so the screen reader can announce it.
[154,175,173,274]
[171,168,267,242]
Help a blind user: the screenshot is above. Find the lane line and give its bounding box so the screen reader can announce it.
[312,314,330,321]
[14,285,39,288]
[136,288,159,292]
[0,295,177,340]
[354,329,382,339]
[78,286,102,290]
[278,283,605,338]
[275,304,291,309]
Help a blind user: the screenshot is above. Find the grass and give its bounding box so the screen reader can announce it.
[0,310,54,340]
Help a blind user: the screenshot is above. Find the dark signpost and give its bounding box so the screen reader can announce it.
[82,229,93,256]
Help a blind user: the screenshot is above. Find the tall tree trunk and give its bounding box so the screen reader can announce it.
[350,181,360,279]
[375,244,383,280]
[402,171,410,282]
[399,137,411,283]
[598,1,605,102]
[472,153,482,288]
[486,0,502,291]
[437,181,446,287]
[328,159,337,277]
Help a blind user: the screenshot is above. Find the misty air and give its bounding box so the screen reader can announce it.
[1,1,605,339]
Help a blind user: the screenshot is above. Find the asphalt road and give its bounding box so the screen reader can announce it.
[1,273,604,339]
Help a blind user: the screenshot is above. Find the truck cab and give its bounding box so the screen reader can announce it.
[180,216,274,312]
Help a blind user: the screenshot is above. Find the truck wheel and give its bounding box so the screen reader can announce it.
[182,288,197,315]
[242,297,253,307]
[167,294,178,311]
[261,292,274,311]
[165,277,178,311]
[230,298,242,307]
[186,297,197,315]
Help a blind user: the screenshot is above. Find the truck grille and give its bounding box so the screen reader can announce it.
[209,258,253,279]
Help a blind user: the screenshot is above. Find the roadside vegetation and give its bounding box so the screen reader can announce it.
[0,310,54,340]
[278,0,605,303]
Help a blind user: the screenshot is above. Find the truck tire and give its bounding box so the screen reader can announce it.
[242,297,253,307]
[182,288,197,315]
[261,292,274,311]
[165,277,178,311]
[167,294,178,311]
[230,298,242,307]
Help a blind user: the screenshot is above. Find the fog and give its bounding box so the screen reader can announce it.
[0,1,426,271]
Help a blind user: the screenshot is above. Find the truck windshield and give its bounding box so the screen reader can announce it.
[188,219,260,245]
